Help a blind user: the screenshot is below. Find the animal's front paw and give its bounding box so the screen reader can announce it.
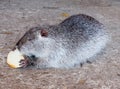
[19,59,29,68]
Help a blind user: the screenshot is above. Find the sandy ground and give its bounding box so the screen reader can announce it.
[0,0,120,89]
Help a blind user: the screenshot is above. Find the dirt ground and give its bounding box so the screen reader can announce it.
[0,0,120,89]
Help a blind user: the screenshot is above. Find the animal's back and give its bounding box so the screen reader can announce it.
[51,14,105,47]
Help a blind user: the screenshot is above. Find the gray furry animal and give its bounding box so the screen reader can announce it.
[15,14,109,69]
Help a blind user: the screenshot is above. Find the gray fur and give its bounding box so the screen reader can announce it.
[16,14,109,69]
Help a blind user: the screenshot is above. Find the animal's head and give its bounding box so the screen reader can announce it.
[14,27,50,58]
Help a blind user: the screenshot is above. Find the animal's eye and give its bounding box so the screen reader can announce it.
[28,38,32,41]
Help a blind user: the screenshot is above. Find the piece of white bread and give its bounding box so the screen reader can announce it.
[7,48,24,68]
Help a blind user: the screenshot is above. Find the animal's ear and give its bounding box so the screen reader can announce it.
[40,29,48,37]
